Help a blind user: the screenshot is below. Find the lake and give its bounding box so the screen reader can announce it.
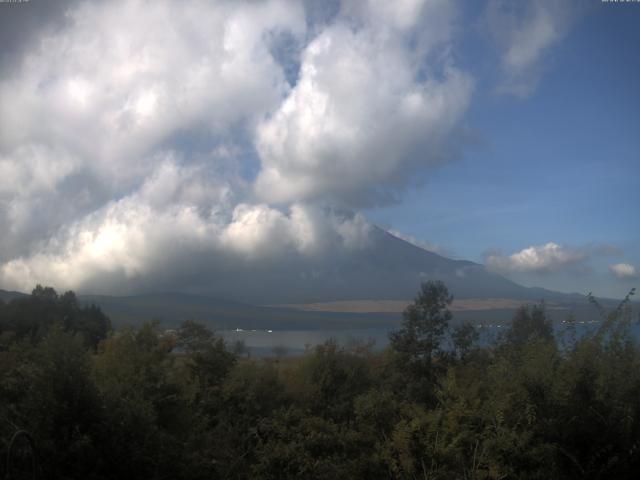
[220,317,639,357]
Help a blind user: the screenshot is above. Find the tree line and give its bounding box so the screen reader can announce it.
[0,282,638,479]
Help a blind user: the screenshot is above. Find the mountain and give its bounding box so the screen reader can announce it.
[0,289,28,302]
[2,229,615,330]
[182,227,585,305]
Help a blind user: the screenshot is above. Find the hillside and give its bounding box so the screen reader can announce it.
[178,227,586,305]
[0,289,27,302]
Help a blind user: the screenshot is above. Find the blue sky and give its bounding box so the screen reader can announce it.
[368,2,640,297]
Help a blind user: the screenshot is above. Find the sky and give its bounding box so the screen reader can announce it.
[0,0,637,299]
[366,1,640,297]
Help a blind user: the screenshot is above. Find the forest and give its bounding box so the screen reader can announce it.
[1,282,639,479]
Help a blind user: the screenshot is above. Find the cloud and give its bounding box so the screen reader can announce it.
[0,172,375,293]
[485,242,587,273]
[0,0,305,159]
[0,0,305,256]
[386,229,451,257]
[0,0,82,70]
[609,263,637,280]
[484,0,576,96]
[0,0,471,294]
[255,1,472,205]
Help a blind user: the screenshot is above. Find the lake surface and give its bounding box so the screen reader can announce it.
[220,318,640,357]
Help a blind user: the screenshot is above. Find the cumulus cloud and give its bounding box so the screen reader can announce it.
[0,0,304,160]
[0,0,471,294]
[255,1,472,205]
[0,183,374,293]
[485,242,587,273]
[0,0,304,257]
[609,263,637,280]
[484,0,576,96]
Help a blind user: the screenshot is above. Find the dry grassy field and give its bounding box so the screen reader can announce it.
[268,298,565,314]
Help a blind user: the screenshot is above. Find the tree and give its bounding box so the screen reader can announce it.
[92,322,189,479]
[232,339,249,357]
[1,328,103,479]
[0,286,110,349]
[176,320,235,400]
[505,302,552,346]
[388,281,453,402]
[390,280,453,367]
[296,340,372,422]
[452,321,479,361]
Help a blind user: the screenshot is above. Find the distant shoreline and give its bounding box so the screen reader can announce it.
[267,298,568,314]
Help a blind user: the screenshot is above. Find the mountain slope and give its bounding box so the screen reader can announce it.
[2,229,605,329]
[183,227,584,304]
[0,289,28,302]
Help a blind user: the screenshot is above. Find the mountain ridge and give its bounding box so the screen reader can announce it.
[0,230,622,329]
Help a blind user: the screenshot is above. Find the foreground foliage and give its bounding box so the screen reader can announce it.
[0,284,638,479]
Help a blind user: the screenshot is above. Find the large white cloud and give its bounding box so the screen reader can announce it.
[0,0,304,157]
[0,0,304,262]
[0,1,303,226]
[0,0,471,294]
[0,164,374,293]
[255,2,472,205]
[485,242,587,274]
